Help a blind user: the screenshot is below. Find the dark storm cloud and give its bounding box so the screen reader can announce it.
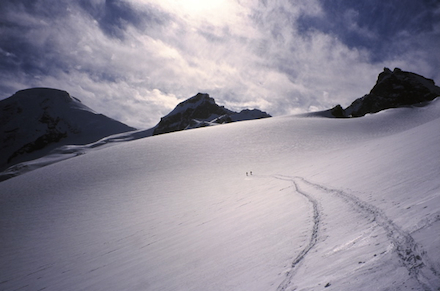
[0,0,172,91]
[0,0,71,21]
[297,0,440,61]
[77,0,170,39]
[0,0,75,92]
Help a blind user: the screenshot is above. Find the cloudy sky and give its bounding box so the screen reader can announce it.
[1,0,439,128]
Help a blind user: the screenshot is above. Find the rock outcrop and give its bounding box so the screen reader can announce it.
[331,68,440,117]
[153,93,271,135]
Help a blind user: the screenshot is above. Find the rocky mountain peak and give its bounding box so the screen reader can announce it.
[153,93,271,135]
[183,92,214,104]
[331,68,440,117]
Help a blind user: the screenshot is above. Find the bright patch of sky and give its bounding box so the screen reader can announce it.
[0,0,439,128]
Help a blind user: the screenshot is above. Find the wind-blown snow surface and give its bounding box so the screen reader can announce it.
[1,100,440,290]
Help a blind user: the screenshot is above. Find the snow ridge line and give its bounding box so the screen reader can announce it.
[296,177,440,291]
[273,175,321,291]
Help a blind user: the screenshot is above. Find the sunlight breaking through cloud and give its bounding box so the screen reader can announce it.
[0,0,439,128]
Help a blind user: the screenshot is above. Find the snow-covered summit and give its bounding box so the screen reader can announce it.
[153,93,271,135]
[328,68,440,117]
[0,88,135,172]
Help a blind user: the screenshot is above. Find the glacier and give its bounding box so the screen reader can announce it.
[0,99,439,290]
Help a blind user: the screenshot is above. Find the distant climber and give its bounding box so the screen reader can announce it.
[250,171,252,175]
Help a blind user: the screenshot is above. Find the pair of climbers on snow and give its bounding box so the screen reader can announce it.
[246,171,253,176]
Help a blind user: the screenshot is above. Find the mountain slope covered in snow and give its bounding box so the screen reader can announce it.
[3,67,436,182]
[0,88,136,173]
[0,90,272,180]
[0,96,439,290]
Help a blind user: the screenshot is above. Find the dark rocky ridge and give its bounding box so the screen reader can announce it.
[153,93,271,135]
[330,68,440,117]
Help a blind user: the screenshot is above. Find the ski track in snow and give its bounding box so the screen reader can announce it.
[273,176,321,291]
[273,175,440,291]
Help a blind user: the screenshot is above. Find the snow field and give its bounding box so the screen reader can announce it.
[1,99,440,290]
[0,147,311,290]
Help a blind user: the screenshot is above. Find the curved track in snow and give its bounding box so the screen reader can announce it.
[274,175,440,291]
[274,176,321,291]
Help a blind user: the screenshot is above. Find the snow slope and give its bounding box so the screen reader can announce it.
[0,88,136,173]
[0,99,439,290]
